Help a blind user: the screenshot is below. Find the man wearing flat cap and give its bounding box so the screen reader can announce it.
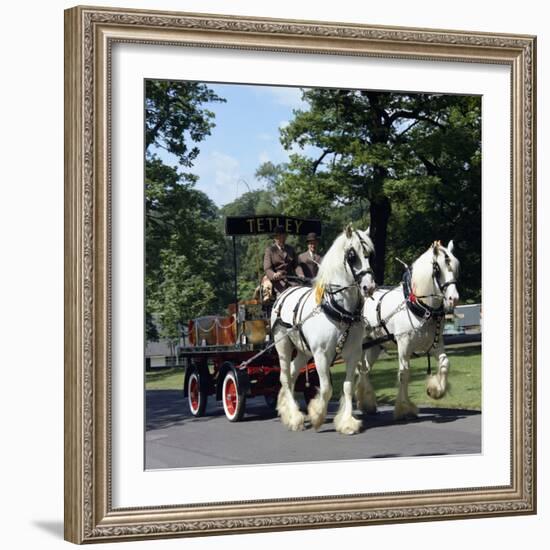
[263,225,298,296]
[296,232,323,280]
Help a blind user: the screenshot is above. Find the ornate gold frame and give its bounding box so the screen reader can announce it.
[64,5,536,544]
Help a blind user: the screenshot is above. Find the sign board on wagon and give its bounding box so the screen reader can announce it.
[225,215,322,236]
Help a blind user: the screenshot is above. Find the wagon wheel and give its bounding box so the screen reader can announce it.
[187,367,208,417]
[222,370,246,422]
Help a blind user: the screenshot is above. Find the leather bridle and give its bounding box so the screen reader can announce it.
[344,231,375,285]
[432,250,459,295]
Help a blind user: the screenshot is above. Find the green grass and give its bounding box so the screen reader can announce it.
[331,344,481,410]
[145,367,185,390]
[146,344,481,410]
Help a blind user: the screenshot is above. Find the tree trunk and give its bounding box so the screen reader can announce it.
[369,195,391,284]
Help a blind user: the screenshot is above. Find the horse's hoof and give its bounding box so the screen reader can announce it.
[356,402,377,415]
[287,413,305,431]
[341,424,362,435]
[427,386,444,399]
[426,375,445,399]
[394,402,418,421]
[310,416,325,431]
[307,397,328,430]
[334,415,362,435]
[289,423,305,432]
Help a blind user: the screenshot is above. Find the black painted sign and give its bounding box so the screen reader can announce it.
[225,216,322,236]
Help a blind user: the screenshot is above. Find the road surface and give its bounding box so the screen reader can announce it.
[145,390,481,469]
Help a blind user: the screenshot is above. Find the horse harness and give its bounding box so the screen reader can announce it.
[320,229,375,358]
[273,283,363,348]
[272,286,315,352]
[363,253,454,374]
[240,238,371,372]
[344,230,375,285]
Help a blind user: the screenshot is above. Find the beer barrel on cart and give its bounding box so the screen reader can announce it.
[216,315,237,345]
[188,315,236,346]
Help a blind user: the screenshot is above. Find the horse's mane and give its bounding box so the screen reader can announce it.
[411,244,460,296]
[315,233,348,286]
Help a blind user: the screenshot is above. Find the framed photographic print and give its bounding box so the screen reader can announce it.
[64,5,536,544]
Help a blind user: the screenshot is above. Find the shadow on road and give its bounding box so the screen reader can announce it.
[146,389,480,432]
[146,390,278,430]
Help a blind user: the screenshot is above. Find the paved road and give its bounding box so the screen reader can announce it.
[145,390,481,469]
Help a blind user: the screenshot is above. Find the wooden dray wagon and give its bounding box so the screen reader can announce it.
[179,215,322,422]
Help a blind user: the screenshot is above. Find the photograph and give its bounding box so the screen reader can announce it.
[63,5,536,543]
[144,80,482,469]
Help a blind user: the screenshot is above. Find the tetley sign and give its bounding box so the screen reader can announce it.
[225,216,322,236]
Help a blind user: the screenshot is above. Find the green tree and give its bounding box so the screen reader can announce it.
[145,81,229,340]
[274,89,481,300]
[146,80,225,164]
[219,189,278,300]
[383,95,481,299]
[147,250,216,341]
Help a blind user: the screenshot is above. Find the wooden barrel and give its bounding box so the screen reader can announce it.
[194,316,218,346]
[216,315,236,345]
[188,315,236,346]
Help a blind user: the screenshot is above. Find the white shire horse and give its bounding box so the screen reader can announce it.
[271,224,376,435]
[357,240,460,420]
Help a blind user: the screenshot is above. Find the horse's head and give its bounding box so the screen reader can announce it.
[343,224,377,297]
[431,240,460,312]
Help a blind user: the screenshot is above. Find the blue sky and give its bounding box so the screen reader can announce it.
[153,82,313,207]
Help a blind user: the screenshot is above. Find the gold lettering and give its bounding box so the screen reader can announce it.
[294,219,303,234]
[246,218,255,233]
[257,218,265,232]
[266,217,275,231]
[285,218,293,234]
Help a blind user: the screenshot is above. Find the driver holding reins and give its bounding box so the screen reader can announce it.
[263,225,298,296]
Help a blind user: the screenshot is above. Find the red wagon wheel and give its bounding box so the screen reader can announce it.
[187,368,207,417]
[222,370,245,422]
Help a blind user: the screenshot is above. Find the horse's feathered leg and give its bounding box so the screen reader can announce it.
[355,345,381,414]
[427,341,449,399]
[275,333,305,431]
[290,351,308,404]
[334,330,363,434]
[394,343,418,420]
[307,354,332,431]
[334,371,362,434]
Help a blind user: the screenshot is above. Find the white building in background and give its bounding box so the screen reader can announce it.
[145,341,176,369]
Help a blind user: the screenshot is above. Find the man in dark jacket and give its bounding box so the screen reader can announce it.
[296,232,323,280]
[263,225,297,296]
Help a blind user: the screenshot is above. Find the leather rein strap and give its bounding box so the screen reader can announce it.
[320,288,362,325]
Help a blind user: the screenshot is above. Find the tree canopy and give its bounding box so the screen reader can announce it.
[272,89,481,298]
[145,81,230,341]
[145,82,482,344]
